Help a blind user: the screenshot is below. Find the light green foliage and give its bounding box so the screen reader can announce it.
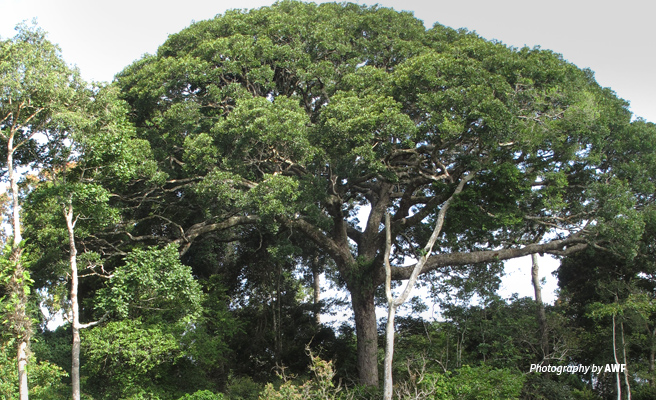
[177,390,225,400]
[96,244,203,325]
[419,365,525,400]
[214,96,314,174]
[0,340,69,400]
[83,319,181,383]
[82,245,205,399]
[72,84,158,183]
[0,22,83,145]
[317,93,417,177]
[259,350,349,400]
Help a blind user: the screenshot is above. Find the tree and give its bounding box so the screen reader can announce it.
[23,82,160,399]
[114,1,652,385]
[85,244,204,399]
[0,22,83,399]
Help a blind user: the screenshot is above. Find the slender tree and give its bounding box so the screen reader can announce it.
[24,83,154,399]
[0,23,83,399]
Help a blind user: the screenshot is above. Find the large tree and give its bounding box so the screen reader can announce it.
[113,1,651,385]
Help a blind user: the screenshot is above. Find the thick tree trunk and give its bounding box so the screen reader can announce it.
[351,288,379,387]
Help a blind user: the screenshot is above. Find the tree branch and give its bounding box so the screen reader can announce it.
[391,234,587,281]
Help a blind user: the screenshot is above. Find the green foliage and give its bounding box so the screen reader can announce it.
[258,349,350,400]
[4,2,653,397]
[0,22,83,166]
[81,245,207,399]
[418,365,525,400]
[82,319,181,397]
[96,244,203,325]
[0,340,69,400]
[223,376,262,400]
[177,390,225,400]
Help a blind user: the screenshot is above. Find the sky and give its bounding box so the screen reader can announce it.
[2,0,654,308]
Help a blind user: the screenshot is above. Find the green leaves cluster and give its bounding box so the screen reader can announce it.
[96,244,203,325]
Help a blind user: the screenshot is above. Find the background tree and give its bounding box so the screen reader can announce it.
[0,22,84,399]
[23,83,158,400]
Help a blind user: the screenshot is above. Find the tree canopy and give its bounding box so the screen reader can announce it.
[109,0,653,386]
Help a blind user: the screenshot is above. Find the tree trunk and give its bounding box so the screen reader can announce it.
[351,288,379,387]
[650,326,655,387]
[531,254,549,363]
[17,340,28,400]
[613,314,622,400]
[8,133,30,400]
[312,257,321,325]
[621,321,631,400]
[66,199,81,400]
[383,303,397,400]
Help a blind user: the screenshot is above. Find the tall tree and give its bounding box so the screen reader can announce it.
[113,1,652,385]
[0,23,83,399]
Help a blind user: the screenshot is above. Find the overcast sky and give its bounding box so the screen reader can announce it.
[3,0,654,306]
[3,0,653,122]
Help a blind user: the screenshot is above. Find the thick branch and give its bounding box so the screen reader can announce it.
[175,215,259,244]
[281,217,354,267]
[391,234,587,281]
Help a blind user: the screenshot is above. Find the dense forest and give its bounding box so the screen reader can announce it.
[2,1,656,399]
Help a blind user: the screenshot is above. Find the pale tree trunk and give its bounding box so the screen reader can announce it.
[65,196,106,400]
[650,327,656,387]
[312,256,321,325]
[613,314,622,400]
[382,173,473,400]
[7,132,30,400]
[531,254,549,363]
[65,198,81,400]
[621,321,631,400]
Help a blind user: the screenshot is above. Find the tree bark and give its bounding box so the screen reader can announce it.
[383,303,397,400]
[7,129,30,400]
[66,198,81,400]
[531,254,549,363]
[312,260,321,325]
[621,321,631,400]
[351,288,379,387]
[382,174,471,399]
[650,326,655,387]
[613,314,622,400]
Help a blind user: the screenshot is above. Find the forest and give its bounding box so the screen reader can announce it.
[1,1,656,399]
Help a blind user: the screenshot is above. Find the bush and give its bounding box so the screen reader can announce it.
[225,376,262,400]
[411,365,525,400]
[258,348,348,400]
[177,390,224,400]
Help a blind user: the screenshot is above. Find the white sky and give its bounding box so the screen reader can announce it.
[3,0,654,307]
